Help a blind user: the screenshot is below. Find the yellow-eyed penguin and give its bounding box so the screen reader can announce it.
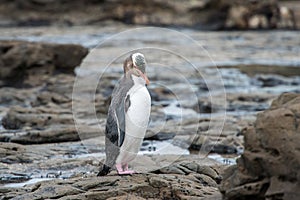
[98,53,151,176]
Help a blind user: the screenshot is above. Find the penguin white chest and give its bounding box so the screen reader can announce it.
[126,85,151,136]
[116,80,151,164]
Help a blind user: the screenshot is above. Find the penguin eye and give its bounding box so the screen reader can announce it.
[127,61,133,70]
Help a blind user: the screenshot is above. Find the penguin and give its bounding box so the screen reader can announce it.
[98,53,151,176]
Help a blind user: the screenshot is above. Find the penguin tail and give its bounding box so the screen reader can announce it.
[97,164,111,176]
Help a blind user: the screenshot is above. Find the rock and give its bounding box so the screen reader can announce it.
[220,93,300,200]
[0,160,224,199]
[0,173,30,184]
[226,92,273,112]
[146,132,176,141]
[0,123,104,144]
[0,40,88,87]
[248,15,269,29]
[0,140,104,187]
[2,105,74,130]
[151,160,221,184]
[224,1,269,29]
[225,5,249,29]
[1,94,104,143]
[198,99,213,113]
[270,92,300,109]
[0,73,76,108]
[0,142,32,163]
[0,68,107,144]
[0,87,38,107]
[0,127,80,144]
[278,6,296,29]
[17,182,84,199]
[196,91,277,114]
[32,91,71,107]
[44,74,76,96]
[188,115,247,155]
[224,0,297,30]
[255,74,290,87]
[189,135,241,154]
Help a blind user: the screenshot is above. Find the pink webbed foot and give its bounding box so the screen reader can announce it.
[116,163,135,175]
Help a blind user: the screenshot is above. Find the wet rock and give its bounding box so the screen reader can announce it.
[220,93,300,200]
[189,135,241,154]
[0,124,104,144]
[0,142,32,163]
[1,70,107,144]
[227,101,268,112]
[0,40,88,87]
[31,91,71,109]
[188,115,247,155]
[0,127,79,144]
[255,74,290,87]
[0,173,30,184]
[0,140,104,186]
[43,74,75,95]
[0,73,76,109]
[0,87,38,107]
[227,93,274,112]
[146,132,176,141]
[195,92,276,114]
[2,105,74,130]
[0,142,31,164]
[198,99,213,113]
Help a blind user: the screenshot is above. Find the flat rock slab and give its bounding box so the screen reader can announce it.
[0,142,226,199]
[1,171,222,200]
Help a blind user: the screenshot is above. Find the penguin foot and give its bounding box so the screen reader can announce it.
[97,164,111,176]
[116,163,135,175]
[118,170,135,175]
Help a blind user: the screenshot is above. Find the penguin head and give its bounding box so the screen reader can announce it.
[123,52,149,85]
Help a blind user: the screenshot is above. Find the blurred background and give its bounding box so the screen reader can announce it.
[0,0,298,29]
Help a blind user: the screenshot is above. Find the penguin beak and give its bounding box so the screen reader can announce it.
[140,71,150,85]
[134,65,150,85]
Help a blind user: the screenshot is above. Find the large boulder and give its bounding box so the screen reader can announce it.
[0,40,88,87]
[220,93,300,200]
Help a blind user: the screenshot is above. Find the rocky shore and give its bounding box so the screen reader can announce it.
[1,92,299,199]
[0,22,299,199]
